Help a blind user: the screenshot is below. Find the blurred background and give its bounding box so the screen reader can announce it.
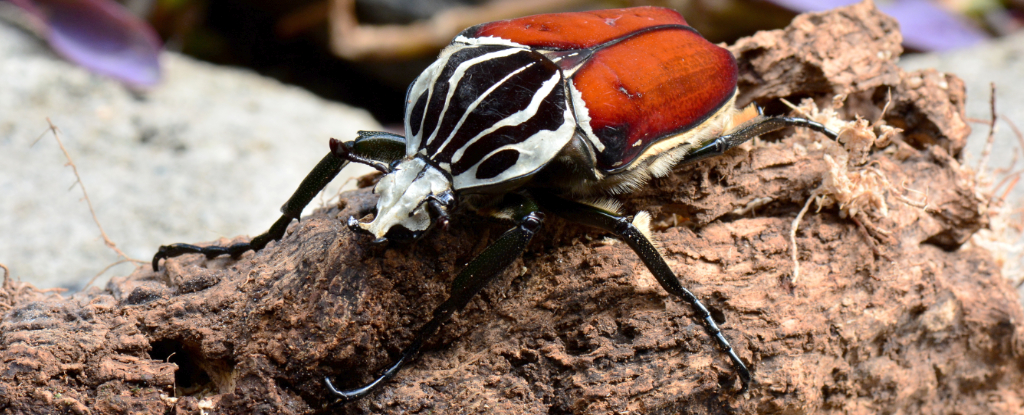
[6,0,1024,129]
[0,0,1022,291]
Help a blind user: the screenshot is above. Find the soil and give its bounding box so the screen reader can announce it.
[3,2,1021,414]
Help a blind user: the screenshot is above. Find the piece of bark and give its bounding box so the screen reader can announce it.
[1,2,1018,414]
[728,0,970,155]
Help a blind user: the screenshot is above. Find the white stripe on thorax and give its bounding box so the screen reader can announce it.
[424,47,525,151]
[568,80,604,152]
[454,35,525,48]
[433,62,536,159]
[453,105,576,189]
[405,51,452,155]
[450,71,562,165]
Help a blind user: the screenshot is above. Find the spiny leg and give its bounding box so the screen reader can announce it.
[325,194,545,403]
[531,190,752,390]
[682,115,839,166]
[152,131,407,271]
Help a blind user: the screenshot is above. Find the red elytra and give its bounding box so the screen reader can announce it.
[469,7,738,171]
[473,7,693,49]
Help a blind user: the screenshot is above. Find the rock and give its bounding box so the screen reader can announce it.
[0,21,379,290]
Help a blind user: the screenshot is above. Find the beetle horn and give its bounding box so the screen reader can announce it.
[347,215,387,244]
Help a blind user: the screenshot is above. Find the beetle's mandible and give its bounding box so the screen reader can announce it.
[152,6,838,404]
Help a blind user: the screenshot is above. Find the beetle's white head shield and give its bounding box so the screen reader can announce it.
[356,157,453,241]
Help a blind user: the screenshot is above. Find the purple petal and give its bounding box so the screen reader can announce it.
[880,0,988,51]
[763,0,860,13]
[13,0,163,86]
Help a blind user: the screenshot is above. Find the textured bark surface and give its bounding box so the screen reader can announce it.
[729,2,969,156]
[2,2,1020,414]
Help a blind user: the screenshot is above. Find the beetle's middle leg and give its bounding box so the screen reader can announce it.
[531,190,752,390]
[152,131,407,271]
[325,194,545,402]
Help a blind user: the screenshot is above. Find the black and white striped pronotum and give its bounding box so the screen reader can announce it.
[152,6,838,404]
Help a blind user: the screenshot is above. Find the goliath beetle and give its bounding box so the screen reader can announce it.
[152,6,837,402]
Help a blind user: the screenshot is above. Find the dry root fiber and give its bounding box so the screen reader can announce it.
[2,2,1020,414]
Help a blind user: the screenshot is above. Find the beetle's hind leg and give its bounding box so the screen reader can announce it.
[680,114,839,166]
[151,132,407,271]
[531,190,752,390]
[325,194,544,403]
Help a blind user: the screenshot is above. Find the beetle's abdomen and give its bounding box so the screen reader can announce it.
[406,44,576,191]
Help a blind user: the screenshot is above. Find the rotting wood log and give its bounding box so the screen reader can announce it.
[2,2,1019,414]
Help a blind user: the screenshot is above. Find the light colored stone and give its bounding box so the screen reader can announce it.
[0,22,379,289]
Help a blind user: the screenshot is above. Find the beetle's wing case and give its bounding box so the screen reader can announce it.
[466,6,694,50]
[404,37,577,193]
[571,27,737,173]
[470,7,740,178]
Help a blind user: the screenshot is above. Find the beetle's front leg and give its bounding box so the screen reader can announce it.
[152,131,406,271]
[531,190,752,390]
[325,194,544,403]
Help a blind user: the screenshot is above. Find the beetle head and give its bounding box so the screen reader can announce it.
[350,157,455,243]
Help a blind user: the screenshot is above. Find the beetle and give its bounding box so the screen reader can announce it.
[152,6,837,403]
